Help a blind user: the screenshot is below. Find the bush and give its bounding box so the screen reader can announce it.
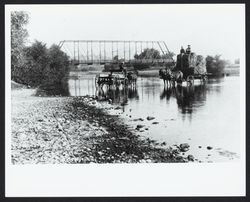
[17,41,48,86]
[206,55,226,76]
[12,40,70,95]
[40,44,70,94]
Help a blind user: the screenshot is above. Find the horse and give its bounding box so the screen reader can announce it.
[171,70,183,86]
[159,68,174,87]
[127,71,138,86]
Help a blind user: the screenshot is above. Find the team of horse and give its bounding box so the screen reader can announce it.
[159,68,184,87]
[96,66,206,90]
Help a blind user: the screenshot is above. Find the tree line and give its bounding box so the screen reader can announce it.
[11,11,70,91]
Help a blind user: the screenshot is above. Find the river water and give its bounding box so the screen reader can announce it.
[68,72,240,162]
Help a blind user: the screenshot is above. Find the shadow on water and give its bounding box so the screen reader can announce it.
[96,86,139,105]
[36,77,70,96]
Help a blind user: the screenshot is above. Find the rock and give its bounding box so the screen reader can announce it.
[147,116,155,121]
[161,142,166,146]
[133,118,144,121]
[207,146,213,150]
[114,106,122,110]
[152,122,159,124]
[136,124,144,130]
[198,146,202,148]
[179,143,190,152]
[187,155,194,161]
[176,156,183,161]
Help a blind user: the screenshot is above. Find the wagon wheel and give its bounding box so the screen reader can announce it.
[187,75,194,85]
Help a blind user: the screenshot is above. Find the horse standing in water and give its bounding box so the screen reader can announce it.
[159,68,184,87]
[159,68,174,87]
[127,70,138,87]
[172,70,184,86]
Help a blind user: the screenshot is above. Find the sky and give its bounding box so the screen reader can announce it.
[7,4,245,62]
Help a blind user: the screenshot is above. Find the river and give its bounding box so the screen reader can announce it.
[68,72,240,162]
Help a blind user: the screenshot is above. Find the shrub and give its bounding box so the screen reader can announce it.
[39,44,70,94]
[12,40,70,95]
[206,55,226,76]
[19,41,48,86]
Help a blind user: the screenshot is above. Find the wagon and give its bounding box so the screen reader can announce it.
[95,73,128,88]
[174,45,209,85]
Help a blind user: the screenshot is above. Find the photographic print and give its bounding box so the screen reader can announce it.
[5,3,246,196]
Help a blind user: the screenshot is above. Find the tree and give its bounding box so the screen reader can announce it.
[134,48,161,59]
[20,41,48,86]
[206,55,226,76]
[11,11,29,81]
[42,45,69,85]
[134,48,175,60]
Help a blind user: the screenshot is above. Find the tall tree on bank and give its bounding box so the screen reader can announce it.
[11,11,29,81]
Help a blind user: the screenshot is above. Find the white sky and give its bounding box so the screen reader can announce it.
[8,4,245,62]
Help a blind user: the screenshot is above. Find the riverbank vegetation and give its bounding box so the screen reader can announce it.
[205,55,227,76]
[11,11,69,93]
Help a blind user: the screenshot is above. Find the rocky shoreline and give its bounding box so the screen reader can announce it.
[11,88,195,164]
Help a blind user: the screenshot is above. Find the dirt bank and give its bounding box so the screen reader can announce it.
[11,88,194,164]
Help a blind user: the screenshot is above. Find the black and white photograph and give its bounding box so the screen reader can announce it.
[5,3,245,197]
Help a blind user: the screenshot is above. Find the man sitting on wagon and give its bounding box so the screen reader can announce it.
[186,45,191,54]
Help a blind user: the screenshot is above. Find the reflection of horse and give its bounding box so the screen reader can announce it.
[160,84,207,114]
[160,85,173,101]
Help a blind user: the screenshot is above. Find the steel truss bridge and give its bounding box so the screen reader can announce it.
[58,40,175,66]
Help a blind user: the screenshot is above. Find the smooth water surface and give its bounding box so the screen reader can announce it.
[68,72,241,162]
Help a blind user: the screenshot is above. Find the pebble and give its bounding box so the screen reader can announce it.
[187,155,194,161]
[152,122,159,124]
[136,124,144,130]
[207,146,213,150]
[147,116,155,121]
[179,143,190,152]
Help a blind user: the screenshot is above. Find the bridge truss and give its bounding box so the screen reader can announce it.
[58,40,174,66]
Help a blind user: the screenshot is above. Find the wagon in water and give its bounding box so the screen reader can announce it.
[159,45,209,86]
[95,62,138,88]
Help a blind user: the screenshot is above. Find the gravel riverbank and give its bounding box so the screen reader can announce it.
[11,88,194,164]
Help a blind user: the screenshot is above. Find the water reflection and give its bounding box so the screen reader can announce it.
[96,87,139,105]
[68,73,240,161]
